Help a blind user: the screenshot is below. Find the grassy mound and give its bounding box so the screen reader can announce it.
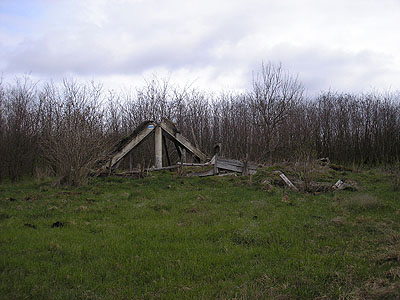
[0,168,399,299]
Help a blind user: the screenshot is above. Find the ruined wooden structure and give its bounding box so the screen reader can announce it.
[98,118,259,177]
[99,119,208,174]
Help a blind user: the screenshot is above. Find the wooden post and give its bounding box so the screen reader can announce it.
[213,155,219,175]
[182,148,187,163]
[155,126,162,168]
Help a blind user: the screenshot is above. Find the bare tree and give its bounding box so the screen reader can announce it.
[250,62,304,160]
[39,80,113,186]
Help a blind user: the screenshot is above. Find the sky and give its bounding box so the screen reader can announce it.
[1,0,400,95]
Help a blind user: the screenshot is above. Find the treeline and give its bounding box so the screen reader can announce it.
[1,63,399,183]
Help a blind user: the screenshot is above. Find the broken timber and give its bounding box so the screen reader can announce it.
[159,119,207,162]
[215,157,257,175]
[108,121,156,170]
[332,179,344,190]
[100,119,208,174]
[273,171,299,192]
[186,156,258,177]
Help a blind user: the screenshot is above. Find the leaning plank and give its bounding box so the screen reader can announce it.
[160,119,207,162]
[274,171,298,192]
[107,121,156,169]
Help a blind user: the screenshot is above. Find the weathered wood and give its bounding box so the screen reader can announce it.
[187,169,215,177]
[210,155,216,165]
[117,165,181,175]
[160,119,207,162]
[180,162,212,167]
[155,126,162,168]
[107,122,156,169]
[277,172,299,192]
[332,179,344,190]
[215,157,257,174]
[216,160,242,173]
[213,154,219,175]
[182,148,186,163]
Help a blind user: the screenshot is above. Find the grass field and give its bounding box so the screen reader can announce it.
[1,166,399,299]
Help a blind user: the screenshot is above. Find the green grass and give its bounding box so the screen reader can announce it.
[1,168,400,299]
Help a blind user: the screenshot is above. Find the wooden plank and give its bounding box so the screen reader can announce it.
[216,160,243,173]
[182,148,187,163]
[116,164,181,175]
[214,154,219,175]
[215,157,258,174]
[107,122,156,169]
[332,179,344,190]
[217,157,258,171]
[160,120,207,162]
[181,162,211,167]
[217,157,244,167]
[155,126,162,168]
[275,171,298,192]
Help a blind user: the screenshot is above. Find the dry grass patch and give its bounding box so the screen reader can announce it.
[340,194,384,212]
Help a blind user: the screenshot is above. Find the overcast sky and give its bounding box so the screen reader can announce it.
[1,0,400,95]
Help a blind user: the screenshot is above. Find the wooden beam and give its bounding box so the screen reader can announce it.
[155,126,162,168]
[182,148,186,163]
[214,154,219,175]
[160,119,207,162]
[107,122,156,169]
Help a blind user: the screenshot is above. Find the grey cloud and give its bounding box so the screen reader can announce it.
[1,0,400,94]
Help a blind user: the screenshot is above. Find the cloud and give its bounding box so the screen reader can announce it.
[1,0,400,94]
